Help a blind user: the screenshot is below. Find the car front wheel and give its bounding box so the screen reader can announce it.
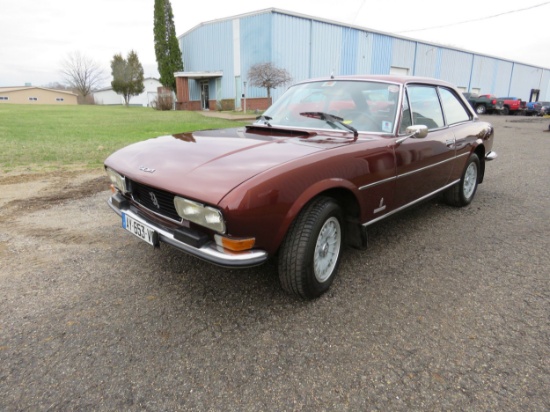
[475,104,486,114]
[444,153,480,207]
[278,197,344,299]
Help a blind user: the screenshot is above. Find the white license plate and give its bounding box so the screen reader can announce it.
[122,213,158,246]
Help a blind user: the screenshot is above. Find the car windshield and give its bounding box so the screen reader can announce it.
[258,80,400,134]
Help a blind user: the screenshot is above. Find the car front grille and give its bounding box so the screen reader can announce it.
[130,180,181,222]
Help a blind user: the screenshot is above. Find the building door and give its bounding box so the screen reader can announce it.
[201,82,209,110]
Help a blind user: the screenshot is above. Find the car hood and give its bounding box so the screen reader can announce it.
[104,127,354,205]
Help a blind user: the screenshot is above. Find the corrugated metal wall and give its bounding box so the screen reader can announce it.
[470,56,513,96]
[181,20,234,101]
[413,43,439,78]
[240,13,272,100]
[270,14,311,101]
[439,49,472,89]
[310,22,343,78]
[370,33,392,74]
[180,9,550,104]
[391,39,416,74]
[510,64,545,98]
[542,70,550,100]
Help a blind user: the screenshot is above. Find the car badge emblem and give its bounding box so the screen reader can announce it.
[149,192,160,209]
[139,166,156,173]
[374,197,386,214]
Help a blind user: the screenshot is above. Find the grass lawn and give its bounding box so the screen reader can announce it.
[0,104,250,173]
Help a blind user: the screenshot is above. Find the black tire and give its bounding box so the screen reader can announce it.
[501,106,509,116]
[444,153,480,207]
[278,197,344,299]
[475,104,486,114]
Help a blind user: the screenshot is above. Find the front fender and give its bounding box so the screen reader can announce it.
[272,178,361,251]
[219,175,361,255]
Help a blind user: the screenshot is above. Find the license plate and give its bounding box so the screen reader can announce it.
[122,213,158,246]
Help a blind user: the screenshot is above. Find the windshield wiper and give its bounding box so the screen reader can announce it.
[255,115,273,127]
[300,112,358,139]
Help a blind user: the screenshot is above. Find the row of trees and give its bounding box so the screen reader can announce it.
[60,0,291,107]
[59,0,182,106]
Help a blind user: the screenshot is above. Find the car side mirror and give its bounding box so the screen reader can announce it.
[405,125,429,139]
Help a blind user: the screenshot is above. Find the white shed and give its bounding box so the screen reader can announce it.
[93,78,162,107]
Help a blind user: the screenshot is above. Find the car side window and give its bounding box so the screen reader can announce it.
[439,87,471,125]
[408,85,444,130]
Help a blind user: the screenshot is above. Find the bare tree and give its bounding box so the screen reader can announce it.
[247,62,292,98]
[42,82,71,91]
[60,51,105,102]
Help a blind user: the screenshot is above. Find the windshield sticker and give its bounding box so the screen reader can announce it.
[382,121,393,133]
[388,86,399,93]
[322,81,336,87]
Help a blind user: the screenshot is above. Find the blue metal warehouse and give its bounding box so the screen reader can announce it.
[176,8,550,111]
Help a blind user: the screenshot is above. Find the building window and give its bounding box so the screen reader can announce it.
[29,97,38,101]
[0,96,8,100]
[56,98,64,102]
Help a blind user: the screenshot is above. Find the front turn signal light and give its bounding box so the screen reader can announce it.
[214,235,255,252]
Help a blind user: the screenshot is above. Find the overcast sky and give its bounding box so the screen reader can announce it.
[1,0,549,88]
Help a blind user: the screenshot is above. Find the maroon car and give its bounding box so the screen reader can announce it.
[105,75,496,299]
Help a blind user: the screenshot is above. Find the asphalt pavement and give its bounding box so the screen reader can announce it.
[0,115,548,411]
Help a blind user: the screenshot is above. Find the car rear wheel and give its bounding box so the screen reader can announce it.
[278,197,344,299]
[444,153,480,207]
[475,104,486,114]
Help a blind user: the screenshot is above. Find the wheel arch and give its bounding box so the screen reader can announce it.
[473,143,486,184]
[275,181,364,253]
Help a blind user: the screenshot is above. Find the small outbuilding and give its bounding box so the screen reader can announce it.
[0,86,78,105]
[93,78,163,107]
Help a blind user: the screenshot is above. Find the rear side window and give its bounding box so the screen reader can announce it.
[439,88,471,125]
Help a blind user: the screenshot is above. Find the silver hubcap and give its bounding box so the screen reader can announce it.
[314,217,341,283]
[463,162,478,199]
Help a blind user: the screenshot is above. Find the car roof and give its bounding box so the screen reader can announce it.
[296,74,457,88]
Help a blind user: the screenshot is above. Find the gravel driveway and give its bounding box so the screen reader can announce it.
[1,115,549,411]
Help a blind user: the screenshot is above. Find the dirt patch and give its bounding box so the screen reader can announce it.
[0,169,109,222]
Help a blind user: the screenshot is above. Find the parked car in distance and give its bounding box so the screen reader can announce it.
[496,97,526,115]
[525,101,539,116]
[536,101,550,116]
[105,75,497,299]
[463,93,498,114]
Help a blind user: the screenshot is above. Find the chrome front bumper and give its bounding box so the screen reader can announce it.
[108,195,268,268]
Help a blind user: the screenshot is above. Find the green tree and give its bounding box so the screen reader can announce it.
[110,50,145,106]
[154,0,183,91]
